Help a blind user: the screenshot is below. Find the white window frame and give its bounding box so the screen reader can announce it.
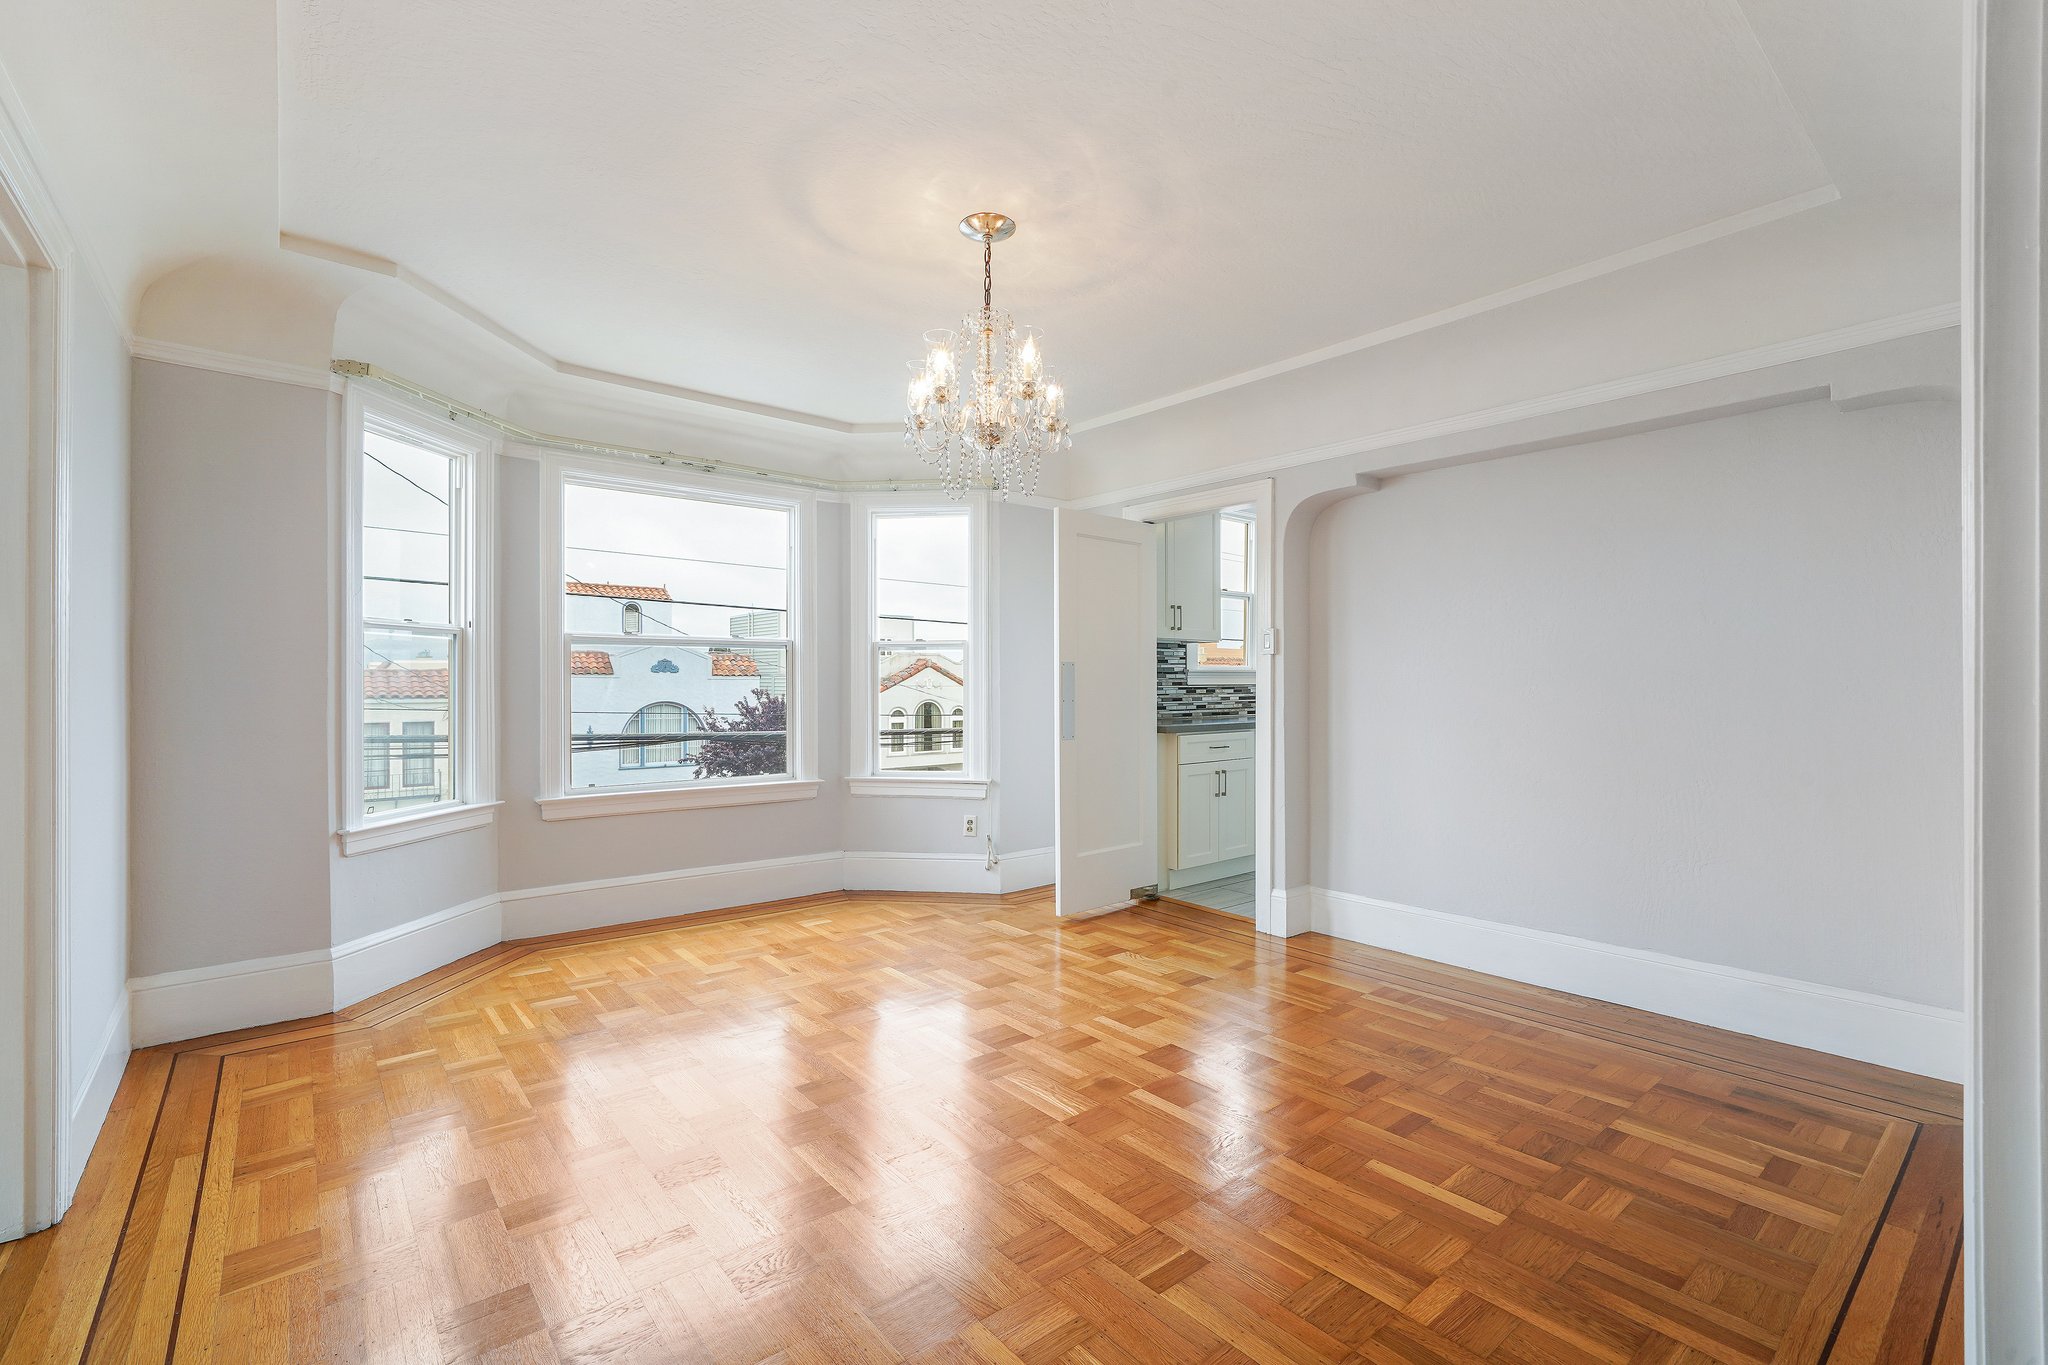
[537,456,819,820]
[1188,509,1256,678]
[338,387,499,855]
[847,493,990,799]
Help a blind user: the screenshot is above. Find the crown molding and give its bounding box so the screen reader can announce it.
[129,336,342,392]
[1066,302,1961,509]
[283,232,898,435]
[284,187,1845,448]
[1071,186,1845,434]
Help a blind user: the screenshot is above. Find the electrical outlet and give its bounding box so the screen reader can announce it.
[962,815,978,837]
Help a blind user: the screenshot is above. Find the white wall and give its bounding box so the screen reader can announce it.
[1307,396,1963,1009]
[129,361,335,975]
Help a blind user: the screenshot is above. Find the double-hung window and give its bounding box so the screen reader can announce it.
[852,498,988,795]
[1189,511,1255,673]
[342,392,496,851]
[541,463,816,818]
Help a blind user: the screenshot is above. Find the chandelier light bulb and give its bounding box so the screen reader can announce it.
[902,213,1071,499]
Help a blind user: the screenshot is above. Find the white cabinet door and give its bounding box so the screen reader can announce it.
[1156,511,1220,641]
[1215,758,1255,862]
[1174,764,1220,869]
[1055,510,1158,916]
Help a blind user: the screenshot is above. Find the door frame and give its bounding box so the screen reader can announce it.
[1964,0,2048,1355]
[0,98,76,1238]
[1122,479,1279,936]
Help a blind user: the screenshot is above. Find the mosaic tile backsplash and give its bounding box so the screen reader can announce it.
[1157,641,1257,723]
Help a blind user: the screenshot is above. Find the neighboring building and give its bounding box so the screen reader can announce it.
[727,609,788,694]
[361,657,454,814]
[566,580,676,635]
[878,656,965,772]
[565,581,783,786]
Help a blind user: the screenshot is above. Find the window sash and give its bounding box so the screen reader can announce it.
[550,467,806,801]
[871,639,968,770]
[345,392,492,834]
[361,622,463,813]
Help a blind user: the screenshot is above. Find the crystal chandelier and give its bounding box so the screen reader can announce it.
[904,212,1070,499]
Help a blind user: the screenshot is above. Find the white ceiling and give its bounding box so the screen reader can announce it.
[274,0,1937,427]
[0,0,1959,435]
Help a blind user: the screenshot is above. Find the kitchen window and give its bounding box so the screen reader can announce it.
[1189,510,1255,674]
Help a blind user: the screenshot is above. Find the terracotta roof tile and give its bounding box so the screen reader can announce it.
[571,650,614,675]
[566,581,673,601]
[362,666,450,700]
[878,657,964,692]
[710,652,760,676]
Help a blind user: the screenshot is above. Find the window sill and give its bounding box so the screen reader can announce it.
[846,776,989,800]
[1187,668,1257,680]
[338,802,500,856]
[537,779,821,821]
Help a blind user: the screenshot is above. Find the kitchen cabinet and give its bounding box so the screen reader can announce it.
[1156,511,1221,642]
[1159,731,1254,879]
[1214,758,1254,862]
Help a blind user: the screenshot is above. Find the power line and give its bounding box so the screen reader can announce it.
[365,449,449,507]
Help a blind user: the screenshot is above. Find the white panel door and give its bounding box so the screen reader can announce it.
[1055,510,1157,916]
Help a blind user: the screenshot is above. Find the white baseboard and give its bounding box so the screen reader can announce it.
[130,846,1060,1045]
[129,948,333,1047]
[844,850,999,894]
[331,894,501,1010]
[499,851,844,938]
[130,896,507,1045]
[999,846,1054,893]
[1308,889,1965,1082]
[64,995,130,1204]
[1269,885,1311,936]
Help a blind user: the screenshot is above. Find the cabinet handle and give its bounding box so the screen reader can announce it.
[1215,768,1223,797]
[1221,769,1228,796]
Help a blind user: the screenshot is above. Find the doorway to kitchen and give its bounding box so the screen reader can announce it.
[1149,499,1261,919]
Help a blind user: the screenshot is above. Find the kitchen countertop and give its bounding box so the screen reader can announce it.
[1157,718,1256,734]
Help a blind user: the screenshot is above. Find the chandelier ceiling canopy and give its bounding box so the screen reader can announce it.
[904,212,1070,500]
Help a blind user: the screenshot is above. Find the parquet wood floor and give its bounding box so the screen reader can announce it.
[0,890,1963,1364]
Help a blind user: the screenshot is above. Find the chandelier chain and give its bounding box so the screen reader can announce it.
[982,238,993,310]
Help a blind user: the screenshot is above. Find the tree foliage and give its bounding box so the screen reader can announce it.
[694,688,787,778]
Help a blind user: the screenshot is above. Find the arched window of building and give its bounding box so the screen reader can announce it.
[889,708,907,753]
[626,701,692,768]
[623,601,643,634]
[916,701,941,752]
[951,707,964,750]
